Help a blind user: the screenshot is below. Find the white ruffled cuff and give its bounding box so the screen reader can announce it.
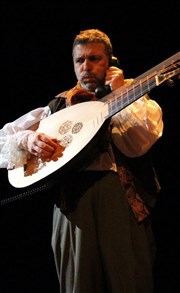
[1,136,28,169]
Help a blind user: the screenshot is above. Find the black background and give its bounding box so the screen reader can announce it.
[1,2,180,292]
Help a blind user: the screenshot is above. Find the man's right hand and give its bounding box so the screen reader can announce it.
[21,131,59,158]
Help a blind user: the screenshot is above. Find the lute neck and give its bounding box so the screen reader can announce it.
[101,51,180,118]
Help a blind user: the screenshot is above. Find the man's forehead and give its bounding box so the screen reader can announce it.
[73,43,106,56]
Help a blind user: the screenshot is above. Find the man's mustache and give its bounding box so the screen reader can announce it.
[82,72,96,79]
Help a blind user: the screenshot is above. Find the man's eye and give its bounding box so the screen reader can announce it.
[90,56,101,62]
[76,58,84,64]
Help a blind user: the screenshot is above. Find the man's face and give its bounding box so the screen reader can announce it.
[73,43,109,91]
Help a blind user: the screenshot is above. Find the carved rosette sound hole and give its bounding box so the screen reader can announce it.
[59,120,72,134]
[58,120,83,147]
[72,122,83,134]
[60,135,73,147]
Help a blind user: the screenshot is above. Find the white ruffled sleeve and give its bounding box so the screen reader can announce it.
[111,95,164,157]
[0,106,51,169]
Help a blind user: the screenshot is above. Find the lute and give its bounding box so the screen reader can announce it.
[8,51,180,188]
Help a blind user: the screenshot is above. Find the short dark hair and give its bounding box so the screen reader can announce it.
[72,29,113,58]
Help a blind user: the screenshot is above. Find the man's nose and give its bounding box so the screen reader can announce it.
[83,59,92,70]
